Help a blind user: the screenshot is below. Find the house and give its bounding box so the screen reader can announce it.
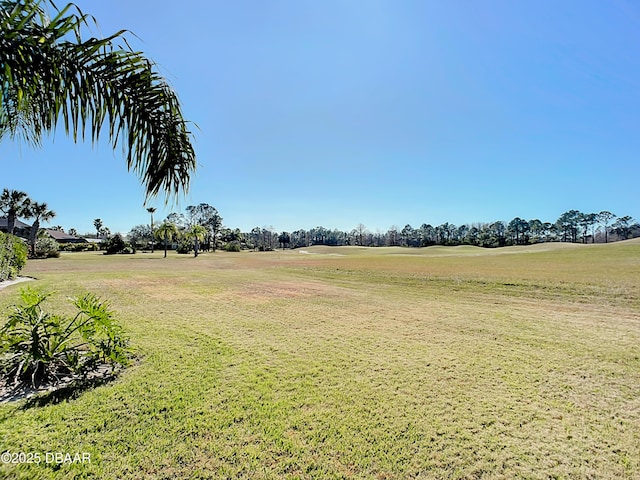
[0,217,31,238]
[43,229,87,244]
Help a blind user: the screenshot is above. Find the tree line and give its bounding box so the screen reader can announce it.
[241,210,638,250]
[4,192,637,259]
[126,204,228,257]
[123,206,639,253]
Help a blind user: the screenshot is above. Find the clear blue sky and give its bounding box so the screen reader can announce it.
[3,0,639,235]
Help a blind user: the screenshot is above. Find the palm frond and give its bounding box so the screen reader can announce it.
[0,0,196,200]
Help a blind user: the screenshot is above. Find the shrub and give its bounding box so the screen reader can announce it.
[176,238,192,254]
[0,288,130,388]
[58,242,99,252]
[0,232,28,281]
[104,234,126,254]
[223,241,241,252]
[32,237,60,259]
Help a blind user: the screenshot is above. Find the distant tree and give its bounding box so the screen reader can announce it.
[220,227,242,243]
[597,211,616,243]
[555,210,580,243]
[93,218,103,240]
[456,224,469,244]
[466,226,480,246]
[68,228,78,237]
[278,232,291,250]
[202,206,223,251]
[355,224,368,246]
[435,223,456,245]
[578,213,597,244]
[250,227,262,251]
[434,225,444,245]
[26,201,55,256]
[612,216,636,240]
[508,217,530,244]
[325,229,346,246]
[387,226,399,246]
[146,207,156,253]
[492,221,507,247]
[291,229,308,248]
[0,189,30,235]
[418,223,435,246]
[373,229,385,247]
[528,219,544,242]
[542,222,557,241]
[128,224,152,249]
[185,224,207,257]
[400,224,416,247]
[166,212,186,229]
[262,227,275,250]
[186,204,222,251]
[155,221,179,258]
[310,226,328,245]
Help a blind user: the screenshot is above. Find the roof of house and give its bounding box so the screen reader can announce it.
[44,229,86,242]
[0,217,30,229]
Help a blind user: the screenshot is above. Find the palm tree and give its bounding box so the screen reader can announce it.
[27,201,56,256]
[0,189,31,235]
[147,207,156,253]
[185,224,207,257]
[93,218,103,240]
[0,0,196,199]
[155,221,179,258]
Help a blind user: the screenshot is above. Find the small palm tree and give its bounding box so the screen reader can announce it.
[93,218,103,240]
[27,201,56,256]
[147,207,156,253]
[155,221,179,258]
[0,189,31,235]
[185,225,207,257]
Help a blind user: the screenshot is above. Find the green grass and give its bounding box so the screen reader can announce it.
[1,241,639,479]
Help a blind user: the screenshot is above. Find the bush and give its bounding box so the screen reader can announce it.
[0,232,28,281]
[32,237,60,259]
[58,242,99,252]
[0,288,130,388]
[104,234,127,254]
[176,238,192,254]
[223,241,241,252]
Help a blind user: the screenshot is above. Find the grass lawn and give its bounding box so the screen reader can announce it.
[1,240,639,479]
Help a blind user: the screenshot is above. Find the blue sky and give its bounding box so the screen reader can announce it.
[3,0,639,235]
